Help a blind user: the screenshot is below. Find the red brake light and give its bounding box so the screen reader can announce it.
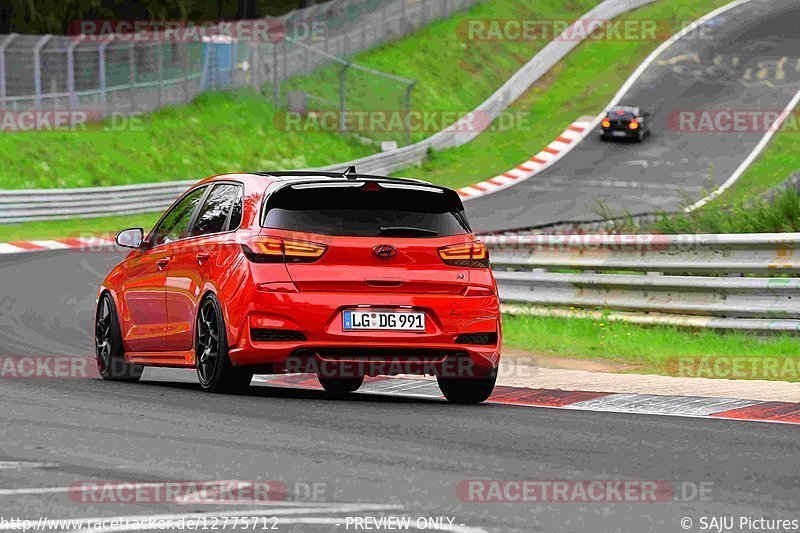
[601,119,611,128]
[629,121,639,130]
[438,241,489,268]
[243,236,327,263]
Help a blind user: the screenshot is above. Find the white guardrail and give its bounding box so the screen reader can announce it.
[0,0,659,224]
[484,233,800,333]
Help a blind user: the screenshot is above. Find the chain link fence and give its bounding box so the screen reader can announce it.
[0,0,480,146]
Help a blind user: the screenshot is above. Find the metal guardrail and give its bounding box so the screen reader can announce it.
[484,233,800,332]
[0,0,658,224]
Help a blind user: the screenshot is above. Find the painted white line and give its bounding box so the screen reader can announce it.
[686,87,800,211]
[0,461,57,470]
[604,0,755,111]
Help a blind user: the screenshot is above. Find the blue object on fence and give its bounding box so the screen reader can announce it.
[201,36,237,89]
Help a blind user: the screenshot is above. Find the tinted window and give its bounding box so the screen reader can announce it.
[262,182,471,237]
[228,186,243,230]
[608,106,638,118]
[151,186,207,246]
[191,183,242,237]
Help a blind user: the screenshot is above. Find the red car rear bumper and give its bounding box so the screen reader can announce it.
[226,290,501,377]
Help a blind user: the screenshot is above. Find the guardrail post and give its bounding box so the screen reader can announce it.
[0,34,18,110]
[33,35,53,108]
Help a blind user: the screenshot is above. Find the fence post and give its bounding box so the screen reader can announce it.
[129,41,136,112]
[281,39,288,84]
[183,41,191,101]
[33,35,53,108]
[66,39,79,110]
[271,42,279,105]
[157,42,164,106]
[0,34,18,110]
[99,36,112,111]
[404,80,416,146]
[339,61,351,134]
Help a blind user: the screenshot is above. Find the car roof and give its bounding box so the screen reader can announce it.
[196,170,437,190]
[609,105,640,114]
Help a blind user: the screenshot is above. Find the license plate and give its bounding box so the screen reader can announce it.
[612,131,627,137]
[342,310,425,331]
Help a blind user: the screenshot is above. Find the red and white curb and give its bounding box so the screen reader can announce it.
[456,117,594,201]
[0,237,116,256]
[254,374,800,426]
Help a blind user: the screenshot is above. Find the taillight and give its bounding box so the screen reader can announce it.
[438,241,489,268]
[601,119,611,128]
[629,121,639,130]
[243,236,327,263]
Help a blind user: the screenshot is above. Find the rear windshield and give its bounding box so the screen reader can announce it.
[608,107,638,119]
[262,182,471,237]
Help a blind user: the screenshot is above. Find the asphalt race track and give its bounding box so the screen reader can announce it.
[0,252,799,531]
[466,0,800,233]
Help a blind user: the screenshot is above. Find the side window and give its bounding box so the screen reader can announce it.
[228,186,243,230]
[190,183,243,237]
[151,187,207,246]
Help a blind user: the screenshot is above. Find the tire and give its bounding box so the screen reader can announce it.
[196,294,253,394]
[437,367,497,404]
[95,293,143,382]
[318,374,364,394]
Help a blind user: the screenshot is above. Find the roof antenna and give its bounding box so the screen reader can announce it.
[343,166,357,180]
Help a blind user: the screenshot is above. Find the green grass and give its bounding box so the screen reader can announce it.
[284,0,598,144]
[395,0,733,189]
[0,0,597,191]
[0,213,160,242]
[715,126,800,205]
[0,91,374,190]
[503,312,800,381]
[650,186,800,234]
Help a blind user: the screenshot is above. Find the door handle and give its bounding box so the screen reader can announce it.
[156,258,170,270]
[196,252,213,264]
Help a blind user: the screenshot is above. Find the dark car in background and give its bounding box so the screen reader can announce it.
[600,105,651,142]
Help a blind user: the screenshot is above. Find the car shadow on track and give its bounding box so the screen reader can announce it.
[134,377,449,406]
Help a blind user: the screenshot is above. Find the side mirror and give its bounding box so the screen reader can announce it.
[115,228,144,249]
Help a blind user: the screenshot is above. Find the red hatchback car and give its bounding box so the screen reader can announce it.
[97,171,501,403]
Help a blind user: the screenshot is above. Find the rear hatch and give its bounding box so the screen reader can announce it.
[257,180,476,294]
[607,108,637,130]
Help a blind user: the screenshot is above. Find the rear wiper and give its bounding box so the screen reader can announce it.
[379,226,439,237]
